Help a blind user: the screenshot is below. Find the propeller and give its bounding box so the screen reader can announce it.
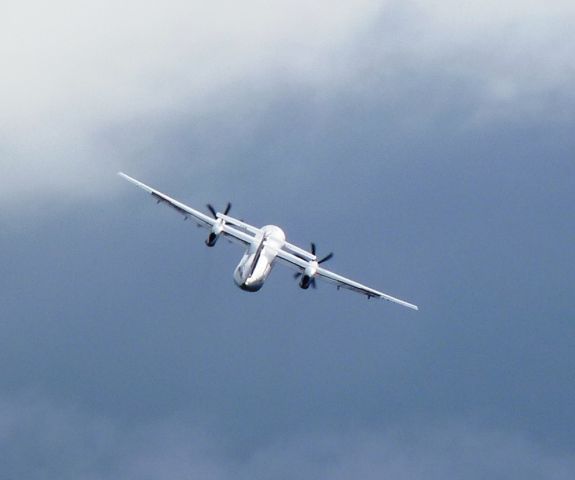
[294,243,334,289]
[204,202,232,246]
[311,242,334,265]
[206,202,232,219]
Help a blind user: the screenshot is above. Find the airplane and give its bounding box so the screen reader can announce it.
[118,172,418,310]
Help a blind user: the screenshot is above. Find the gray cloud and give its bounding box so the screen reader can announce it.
[1,3,574,478]
[2,394,574,479]
[2,84,573,450]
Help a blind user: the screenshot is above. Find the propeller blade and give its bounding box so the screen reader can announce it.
[294,243,333,289]
[224,202,232,215]
[206,204,217,218]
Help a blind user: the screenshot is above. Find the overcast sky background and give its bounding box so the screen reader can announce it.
[1,1,574,478]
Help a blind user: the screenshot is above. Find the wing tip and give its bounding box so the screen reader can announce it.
[117,172,154,194]
[118,171,134,182]
[400,301,419,311]
[396,301,419,311]
[379,294,419,311]
[118,171,139,184]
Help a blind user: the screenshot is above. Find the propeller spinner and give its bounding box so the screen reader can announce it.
[294,242,334,289]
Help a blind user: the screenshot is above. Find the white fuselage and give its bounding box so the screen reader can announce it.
[233,225,286,291]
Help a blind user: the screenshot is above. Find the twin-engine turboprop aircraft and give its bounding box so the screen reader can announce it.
[119,172,418,310]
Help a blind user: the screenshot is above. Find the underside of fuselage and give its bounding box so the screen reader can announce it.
[234,257,271,292]
[237,278,265,292]
[232,224,285,292]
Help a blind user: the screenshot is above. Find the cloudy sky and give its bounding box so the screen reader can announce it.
[1,1,574,478]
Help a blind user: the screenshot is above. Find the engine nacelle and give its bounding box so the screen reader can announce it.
[205,220,224,247]
[299,262,318,289]
[299,274,312,289]
[205,231,219,247]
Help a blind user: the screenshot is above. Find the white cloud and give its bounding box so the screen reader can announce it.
[1,0,380,123]
[411,1,575,119]
[332,1,575,125]
[0,1,376,208]
[0,0,573,212]
[0,0,381,212]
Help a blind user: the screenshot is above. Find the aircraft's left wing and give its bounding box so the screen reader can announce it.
[118,172,257,246]
[315,266,419,310]
[274,248,418,310]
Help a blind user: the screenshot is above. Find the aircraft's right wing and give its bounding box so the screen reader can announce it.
[119,172,215,227]
[118,172,258,246]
